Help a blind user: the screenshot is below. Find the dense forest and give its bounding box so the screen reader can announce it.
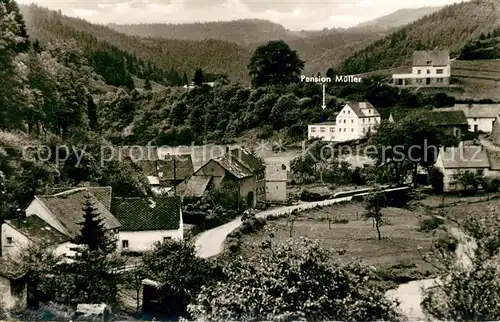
[339,0,500,74]
[20,4,252,84]
[459,28,500,60]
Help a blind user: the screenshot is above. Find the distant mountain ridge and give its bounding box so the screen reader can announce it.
[353,6,444,31]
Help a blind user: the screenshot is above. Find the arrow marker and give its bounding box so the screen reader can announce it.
[322,83,326,110]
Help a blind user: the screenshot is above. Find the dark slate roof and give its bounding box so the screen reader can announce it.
[413,50,450,66]
[36,188,121,239]
[136,155,194,182]
[346,101,380,118]
[0,258,26,280]
[309,122,336,126]
[44,187,113,211]
[5,215,69,245]
[182,175,212,197]
[228,148,265,172]
[111,197,181,231]
[213,155,253,179]
[439,146,490,168]
[424,110,468,126]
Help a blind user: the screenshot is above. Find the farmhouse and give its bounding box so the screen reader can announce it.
[307,122,336,141]
[23,187,121,257]
[1,214,73,260]
[423,110,468,138]
[435,145,500,191]
[335,101,381,142]
[177,148,266,209]
[265,163,288,203]
[111,197,183,252]
[392,50,450,86]
[434,104,500,133]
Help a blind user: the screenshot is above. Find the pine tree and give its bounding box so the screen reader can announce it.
[144,78,152,91]
[182,72,189,85]
[76,195,106,251]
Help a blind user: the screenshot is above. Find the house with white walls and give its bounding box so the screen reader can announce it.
[434,104,500,133]
[1,215,74,260]
[335,101,381,142]
[307,122,336,141]
[111,196,183,252]
[23,187,121,257]
[265,163,288,203]
[392,50,450,86]
[434,145,500,191]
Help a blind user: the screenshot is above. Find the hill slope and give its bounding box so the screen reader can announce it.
[340,0,500,74]
[107,19,300,46]
[353,6,443,32]
[20,5,252,84]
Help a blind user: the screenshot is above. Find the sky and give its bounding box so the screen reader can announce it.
[18,0,470,30]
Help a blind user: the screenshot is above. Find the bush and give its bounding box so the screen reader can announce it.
[419,217,445,232]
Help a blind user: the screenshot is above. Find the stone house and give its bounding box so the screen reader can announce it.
[392,50,451,86]
[111,196,183,252]
[177,148,266,209]
[434,104,500,133]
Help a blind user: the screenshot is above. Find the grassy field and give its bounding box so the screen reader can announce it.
[238,202,443,287]
[439,197,500,222]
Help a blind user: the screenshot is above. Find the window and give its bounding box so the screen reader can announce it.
[276,186,279,190]
[330,127,335,132]
[320,127,325,132]
[6,237,12,244]
[338,128,341,132]
[343,128,346,132]
[343,119,346,124]
[351,119,354,123]
[311,127,316,132]
[427,69,431,74]
[363,119,365,123]
[163,237,172,242]
[436,69,443,74]
[351,128,354,132]
[348,110,350,114]
[474,118,478,121]
[426,60,432,64]
[417,69,421,74]
[122,240,129,248]
[362,128,365,133]
[343,110,346,114]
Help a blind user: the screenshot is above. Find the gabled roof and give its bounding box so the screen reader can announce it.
[345,101,380,118]
[209,148,265,179]
[182,175,212,197]
[213,156,253,179]
[449,104,500,118]
[228,148,265,172]
[44,187,113,211]
[424,110,468,126]
[111,197,181,231]
[439,146,490,169]
[35,187,121,239]
[136,155,194,182]
[413,50,450,66]
[5,215,69,246]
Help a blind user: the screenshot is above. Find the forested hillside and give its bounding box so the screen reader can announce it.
[459,28,500,60]
[20,5,252,84]
[339,0,500,74]
[353,7,443,32]
[108,19,299,46]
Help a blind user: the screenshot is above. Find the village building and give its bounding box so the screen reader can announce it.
[335,101,381,142]
[265,163,288,203]
[111,196,183,252]
[176,148,266,209]
[0,258,27,311]
[23,187,121,256]
[435,145,500,191]
[389,110,468,138]
[307,122,336,141]
[392,50,451,86]
[433,104,500,133]
[1,214,73,260]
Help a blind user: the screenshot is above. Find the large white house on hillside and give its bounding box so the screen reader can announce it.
[392,50,450,86]
[335,101,381,142]
[307,122,336,141]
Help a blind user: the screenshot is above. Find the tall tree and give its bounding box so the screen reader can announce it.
[363,189,387,240]
[248,40,304,87]
[193,68,204,86]
[326,68,334,79]
[76,195,107,251]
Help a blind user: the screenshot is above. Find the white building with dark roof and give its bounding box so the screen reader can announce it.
[335,101,381,142]
[435,104,500,133]
[265,163,288,203]
[392,50,450,86]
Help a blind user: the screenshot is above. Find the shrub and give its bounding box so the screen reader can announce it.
[418,217,445,232]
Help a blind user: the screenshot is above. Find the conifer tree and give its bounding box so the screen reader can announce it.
[193,68,204,86]
[76,195,106,251]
